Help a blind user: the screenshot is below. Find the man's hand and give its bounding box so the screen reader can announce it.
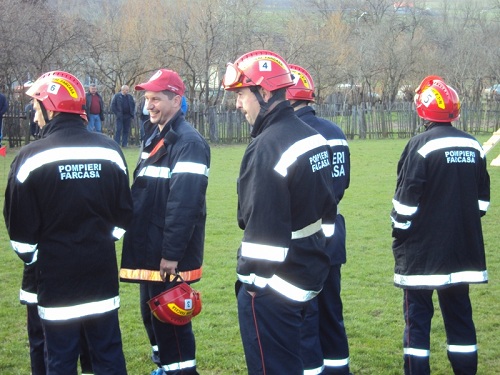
[159,258,178,281]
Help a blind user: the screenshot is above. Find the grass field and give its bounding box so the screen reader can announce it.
[0,138,498,374]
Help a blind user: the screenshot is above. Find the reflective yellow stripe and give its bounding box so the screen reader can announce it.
[120,267,202,282]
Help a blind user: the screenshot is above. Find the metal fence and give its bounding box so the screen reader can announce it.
[3,100,500,148]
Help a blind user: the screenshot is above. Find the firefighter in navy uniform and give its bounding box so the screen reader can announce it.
[3,71,133,374]
[222,50,337,375]
[119,69,210,375]
[286,65,352,375]
[390,76,490,375]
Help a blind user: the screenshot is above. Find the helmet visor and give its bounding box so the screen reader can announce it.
[222,63,244,89]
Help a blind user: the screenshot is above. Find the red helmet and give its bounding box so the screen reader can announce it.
[148,281,202,326]
[222,50,294,92]
[286,64,315,101]
[26,71,86,117]
[414,75,460,122]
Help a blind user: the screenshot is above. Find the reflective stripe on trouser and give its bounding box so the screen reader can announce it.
[318,265,350,374]
[146,282,199,375]
[238,285,307,375]
[403,286,477,375]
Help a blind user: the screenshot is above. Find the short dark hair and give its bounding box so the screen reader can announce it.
[271,88,287,100]
[162,90,179,100]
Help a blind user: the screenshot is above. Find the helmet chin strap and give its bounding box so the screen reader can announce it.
[37,100,51,124]
[250,86,282,138]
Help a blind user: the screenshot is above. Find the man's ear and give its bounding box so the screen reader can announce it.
[260,88,273,103]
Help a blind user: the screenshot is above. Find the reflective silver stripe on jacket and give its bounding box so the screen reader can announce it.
[391,216,411,230]
[394,270,488,287]
[237,273,320,302]
[241,242,288,262]
[327,139,349,147]
[479,200,490,211]
[172,162,210,177]
[38,296,120,321]
[16,147,127,183]
[138,166,171,179]
[274,134,328,177]
[112,227,126,240]
[322,224,335,238]
[292,219,322,239]
[20,289,38,304]
[10,240,37,255]
[392,199,418,216]
[138,162,209,180]
[417,137,485,158]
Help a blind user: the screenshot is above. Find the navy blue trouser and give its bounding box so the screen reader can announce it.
[403,285,477,375]
[238,284,309,375]
[27,304,46,375]
[42,309,126,375]
[318,265,350,374]
[114,116,132,147]
[145,282,199,375]
[300,265,350,375]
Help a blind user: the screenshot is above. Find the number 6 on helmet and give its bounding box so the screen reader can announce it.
[148,276,202,326]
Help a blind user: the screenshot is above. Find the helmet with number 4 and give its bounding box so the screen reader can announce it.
[286,64,315,102]
[148,280,202,326]
[414,75,460,122]
[222,50,294,92]
[26,71,86,117]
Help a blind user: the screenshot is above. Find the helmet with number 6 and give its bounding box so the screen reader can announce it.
[286,64,315,102]
[222,50,294,92]
[148,281,202,326]
[414,75,460,122]
[26,71,87,117]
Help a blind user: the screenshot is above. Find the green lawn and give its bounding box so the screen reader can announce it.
[0,138,498,374]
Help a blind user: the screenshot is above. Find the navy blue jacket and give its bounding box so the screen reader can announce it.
[4,113,133,320]
[295,105,350,265]
[111,92,136,119]
[236,101,337,300]
[120,111,210,283]
[391,123,490,289]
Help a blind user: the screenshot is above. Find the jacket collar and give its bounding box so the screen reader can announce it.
[252,100,293,138]
[40,113,86,138]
